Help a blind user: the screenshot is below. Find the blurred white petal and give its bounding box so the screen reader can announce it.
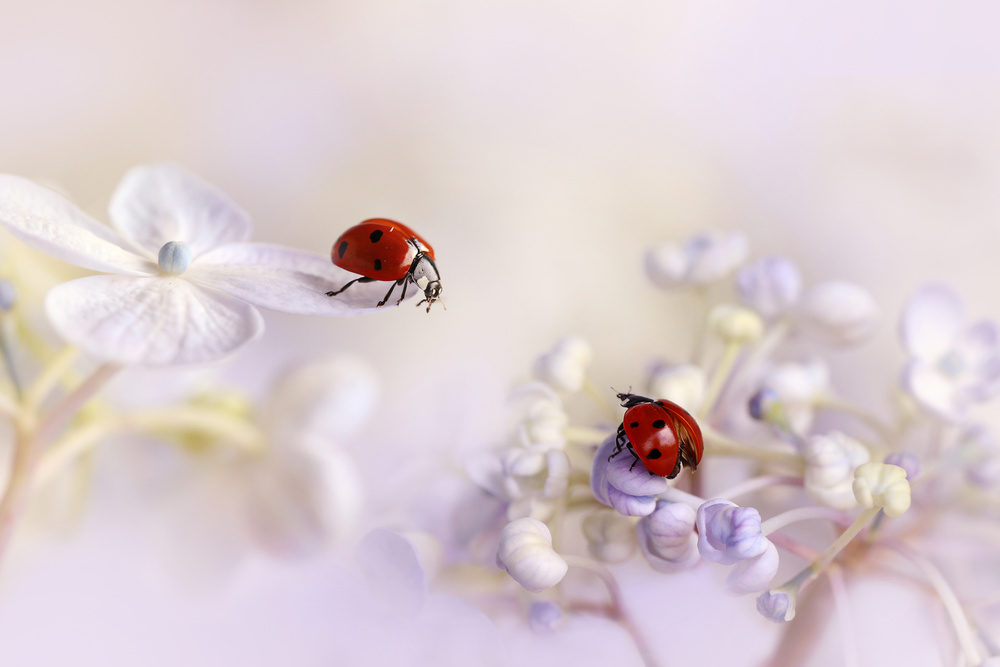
[899,283,964,358]
[109,163,252,257]
[190,242,390,315]
[46,275,263,365]
[357,529,428,617]
[0,174,155,275]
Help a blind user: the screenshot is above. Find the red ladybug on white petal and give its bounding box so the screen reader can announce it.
[608,392,704,478]
[325,218,443,312]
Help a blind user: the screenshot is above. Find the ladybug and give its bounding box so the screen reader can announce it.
[607,392,704,478]
[325,218,443,312]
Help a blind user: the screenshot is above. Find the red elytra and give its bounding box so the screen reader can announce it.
[325,218,443,312]
[608,392,704,478]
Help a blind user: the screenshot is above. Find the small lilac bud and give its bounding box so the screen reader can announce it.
[748,388,780,422]
[637,501,699,573]
[696,499,779,594]
[696,499,768,564]
[648,363,706,412]
[757,587,796,622]
[737,256,802,319]
[592,435,667,517]
[496,518,568,593]
[158,241,193,275]
[528,601,563,634]
[883,452,921,482]
[803,432,871,510]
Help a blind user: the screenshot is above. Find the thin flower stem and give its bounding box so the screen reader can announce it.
[826,567,860,667]
[878,540,983,666]
[698,341,741,419]
[816,395,894,443]
[716,474,804,501]
[0,363,119,571]
[659,485,705,509]
[23,345,78,413]
[761,506,849,537]
[812,506,880,574]
[0,317,21,398]
[562,555,661,667]
[703,427,804,469]
[34,406,267,488]
[583,378,618,423]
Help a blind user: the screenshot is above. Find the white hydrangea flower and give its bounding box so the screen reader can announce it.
[793,281,879,346]
[533,336,593,393]
[648,362,706,413]
[899,284,1000,421]
[0,164,382,366]
[709,304,764,344]
[645,231,748,289]
[736,255,802,319]
[802,432,871,510]
[761,358,830,434]
[496,518,568,593]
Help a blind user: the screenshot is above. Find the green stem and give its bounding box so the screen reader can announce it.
[811,506,880,574]
[703,427,804,469]
[698,341,741,419]
[760,506,849,537]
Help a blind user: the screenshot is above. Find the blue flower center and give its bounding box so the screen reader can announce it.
[158,241,192,275]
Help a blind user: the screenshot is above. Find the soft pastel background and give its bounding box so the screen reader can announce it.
[0,1,998,665]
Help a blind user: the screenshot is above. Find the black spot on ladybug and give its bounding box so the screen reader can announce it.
[646,449,662,459]
[337,241,348,259]
[374,259,383,271]
[652,419,666,429]
[630,421,639,428]
[369,229,384,243]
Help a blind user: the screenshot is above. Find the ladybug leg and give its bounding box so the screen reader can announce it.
[376,279,404,307]
[395,275,411,306]
[625,442,644,472]
[607,424,627,461]
[326,276,375,297]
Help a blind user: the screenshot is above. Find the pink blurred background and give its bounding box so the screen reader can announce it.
[1,1,999,665]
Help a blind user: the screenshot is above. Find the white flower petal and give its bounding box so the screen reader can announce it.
[902,362,964,421]
[357,529,428,617]
[900,284,964,359]
[0,174,155,275]
[109,164,252,257]
[795,281,879,346]
[189,243,395,315]
[45,275,264,366]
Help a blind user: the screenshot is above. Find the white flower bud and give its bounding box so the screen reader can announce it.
[648,363,706,413]
[757,587,796,622]
[737,256,802,319]
[794,281,879,346]
[157,240,193,275]
[852,462,911,518]
[709,304,764,345]
[533,336,593,393]
[645,231,748,289]
[582,510,637,563]
[803,432,871,509]
[496,518,568,593]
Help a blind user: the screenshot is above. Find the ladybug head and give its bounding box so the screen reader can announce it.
[418,279,444,312]
[412,254,444,313]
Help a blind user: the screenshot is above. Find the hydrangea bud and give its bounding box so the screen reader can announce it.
[511,383,569,449]
[528,601,563,634]
[582,510,637,563]
[645,232,748,289]
[533,336,593,393]
[756,587,796,622]
[761,358,829,434]
[696,499,778,594]
[794,281,879,346]
[496,518,568,593]
[591,435,667,517]
[802,432,871,509]
[853,463,911,518]
[736,256,802,319]
[709,304,764,345]
[648,363,706,413]
[637,501,699,573]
